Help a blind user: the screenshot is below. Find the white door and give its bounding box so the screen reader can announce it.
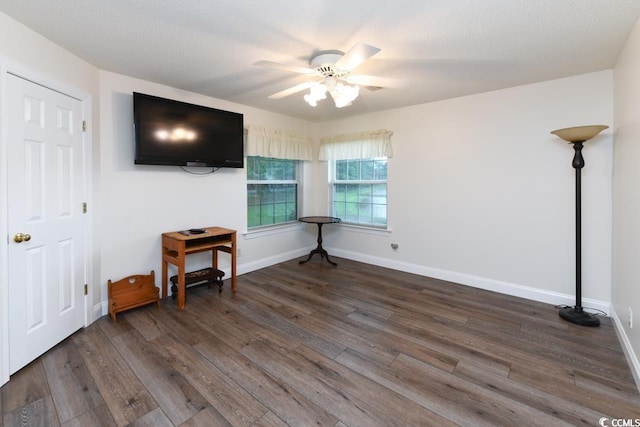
[7,73,86,374]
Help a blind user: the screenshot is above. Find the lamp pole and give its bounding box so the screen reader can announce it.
[551,125,608,327]
[571,141,585,315]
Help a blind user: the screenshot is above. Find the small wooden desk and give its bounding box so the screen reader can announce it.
[161,227,236,311]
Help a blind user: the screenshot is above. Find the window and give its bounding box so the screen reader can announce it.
[247,156,299,228]
[332,157,387,227]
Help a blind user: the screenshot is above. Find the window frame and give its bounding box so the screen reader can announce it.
[246,156,302,230]
[329,157,388,229]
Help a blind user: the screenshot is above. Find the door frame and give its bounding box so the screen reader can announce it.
[0,58,94,386]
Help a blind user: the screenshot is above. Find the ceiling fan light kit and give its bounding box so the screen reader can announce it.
[304,77,360,108]
[303,82,327,107]
[257,43,392,109]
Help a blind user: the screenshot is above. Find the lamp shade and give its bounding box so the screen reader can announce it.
[551,125,608,143]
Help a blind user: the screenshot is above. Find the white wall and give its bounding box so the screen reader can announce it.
[313,71,614,311]
[613,16,640,388]
[98,71,314,308]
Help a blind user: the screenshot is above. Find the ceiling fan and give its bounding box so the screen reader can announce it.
[255,43,400,108]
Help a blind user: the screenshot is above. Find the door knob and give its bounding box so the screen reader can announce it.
[14,233,31,243]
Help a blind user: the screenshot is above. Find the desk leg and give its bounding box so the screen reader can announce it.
[177,258,186,311]
[162,258,168,299]
[231,232,237,292]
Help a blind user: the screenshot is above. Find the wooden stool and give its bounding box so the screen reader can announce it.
[108,270,160,322]
[170,267,225,301]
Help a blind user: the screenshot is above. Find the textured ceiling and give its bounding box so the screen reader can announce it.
[1,0,639,122]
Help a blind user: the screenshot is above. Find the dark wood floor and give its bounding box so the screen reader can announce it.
[2,257,640,426]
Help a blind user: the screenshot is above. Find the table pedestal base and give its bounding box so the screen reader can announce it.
[299,221,338,266]
[299,246,337,266]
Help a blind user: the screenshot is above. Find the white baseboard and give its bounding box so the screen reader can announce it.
[95,301,107,319]
[610,307,640,392]
[326,247,611,315]
[237,247,312,276]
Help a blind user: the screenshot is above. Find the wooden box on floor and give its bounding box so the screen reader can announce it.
[108,270,160,321]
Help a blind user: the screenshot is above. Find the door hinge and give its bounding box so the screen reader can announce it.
[83,202,87,214]
[82,120,87,132]
[84,284,88,295]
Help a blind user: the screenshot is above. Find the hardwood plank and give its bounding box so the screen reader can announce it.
[138,303,206,347]
[509,363,640,418]
[243,268,359,317]
[353,310,513,376]
[574,368,640,399]
[61,404,117,427]
[150,332,268,425]
[462,314,633,382]
[124,308,167,341]
[1,359,50,414]
[179,407,232,427]
[240,276,316,315]
[3,396,59,427]
[41,337,110,424]
[281,304,398,366]
[109,329,208,425]
[240,340,389,427]
[71,324,158,426]
[194,337,338,426]
[186,291,299,354]
[233,299,346,359]
[453,359,604,426]
[290,344,457,426]
[250,411,290,427]
[340,349,569,426]
[126,407,173,427]
[93,312,136,341]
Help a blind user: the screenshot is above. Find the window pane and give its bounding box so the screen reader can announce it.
[372,204,387,225]
[334,184,346,202]
[361,160,374,180]
[247,183,297,227]
[374,159,387,180]
[246,157,256,180]
[332,158,387,228]
[247,156,298,228]
[347,160,359,180]
[336,160,347,180]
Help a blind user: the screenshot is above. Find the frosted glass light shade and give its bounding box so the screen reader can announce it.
[551,125,608,142]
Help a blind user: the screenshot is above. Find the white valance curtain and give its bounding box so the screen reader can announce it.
[318,129,394,161]
[245,125,313,161]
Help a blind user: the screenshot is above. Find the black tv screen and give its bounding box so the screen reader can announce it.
[133,92,244,168]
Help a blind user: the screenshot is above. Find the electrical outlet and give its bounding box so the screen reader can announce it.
[629,307,633,329]
[237,248,242,257]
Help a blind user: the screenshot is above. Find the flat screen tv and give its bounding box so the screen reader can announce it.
[133,92,244,168]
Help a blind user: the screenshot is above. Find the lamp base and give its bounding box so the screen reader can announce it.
[559,306,600,327]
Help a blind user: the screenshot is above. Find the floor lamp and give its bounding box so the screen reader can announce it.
[551,125,608,327]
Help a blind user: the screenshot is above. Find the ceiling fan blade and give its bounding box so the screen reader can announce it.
[255,60,315,75]
[268,82,314,99]
[344,74,405,89]
[334,43,381,71]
